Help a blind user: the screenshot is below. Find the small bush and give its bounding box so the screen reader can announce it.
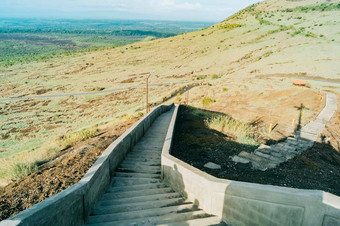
[12,162,38,180]
[211,74,221,79]
[205,115,259,146]
[259,19,271,25]
[59,127,98,147]
[196,75,207,80]
[201,97,214,106]
[137,112,144,117]
[222,88,228,92]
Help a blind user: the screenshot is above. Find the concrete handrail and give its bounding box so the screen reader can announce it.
[1,104,174,226]
[161,105,340,226]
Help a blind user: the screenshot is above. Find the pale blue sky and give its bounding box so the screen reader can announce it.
[1,0,260,22]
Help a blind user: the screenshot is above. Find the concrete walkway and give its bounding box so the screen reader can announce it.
[85,107,225,225]
[232,93,338,171]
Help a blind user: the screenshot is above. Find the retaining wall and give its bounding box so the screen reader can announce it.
[1,104,173,226]
[161,105,340,226]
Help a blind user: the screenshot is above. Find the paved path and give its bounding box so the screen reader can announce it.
[0,82,188,102]
[85,107,225,225]
[232,93,338,171]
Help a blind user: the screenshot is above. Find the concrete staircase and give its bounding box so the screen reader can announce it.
[85,108,226,226]
[232,92,338,171]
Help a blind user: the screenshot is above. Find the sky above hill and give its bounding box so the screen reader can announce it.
[1,0,260,22]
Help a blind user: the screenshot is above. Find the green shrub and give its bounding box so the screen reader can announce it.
[196,75,207,80]
[201,97,214,106]
[222,88,229,92]
[259,19,271,25]
[211,74,220,79]
[12,162,38,180]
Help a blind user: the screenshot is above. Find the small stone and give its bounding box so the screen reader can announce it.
[204,162,221,170]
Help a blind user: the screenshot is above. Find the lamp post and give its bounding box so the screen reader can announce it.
[146,71,154,114]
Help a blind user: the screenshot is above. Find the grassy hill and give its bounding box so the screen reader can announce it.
[0,0,339,185]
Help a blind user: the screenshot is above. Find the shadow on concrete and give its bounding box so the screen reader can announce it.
[163,164,208,225]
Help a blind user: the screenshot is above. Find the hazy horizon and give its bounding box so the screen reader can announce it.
[1,0,260,22]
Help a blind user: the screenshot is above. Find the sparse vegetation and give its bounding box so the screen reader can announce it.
[58,127,98,148]
[263,51,273,58]
[219,23,243,31]
[282,3,340,13]
[12,162,38,180]
[205,115,259,146]
[201,97,214,106]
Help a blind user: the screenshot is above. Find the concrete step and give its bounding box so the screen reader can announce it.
[111,177,161,186]
[159,216,227,226]
[117,165,161,174]
[133,143,164,148]
[254,150,272,160]
[101,187,173,200]
[92,197,185,215]
[120,160,161,166]
[239,151,267,163]
[87,203,197,224]
[129,150,161,155]
[97,192,182,206]
[107,182,167,193]
[124,154,161,160]
[114,172,161,179]
[87,210,208,226]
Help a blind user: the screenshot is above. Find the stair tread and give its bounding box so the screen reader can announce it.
[87,203,196,224]
[108,182,167,192]
[97,192,182,206]
[86,210,208,226]
[159,216,227,226]
[92,197,186,215]
[101,187,173,200]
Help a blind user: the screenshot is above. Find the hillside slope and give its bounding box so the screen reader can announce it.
[0,0,339,188]
[1,0,340,221]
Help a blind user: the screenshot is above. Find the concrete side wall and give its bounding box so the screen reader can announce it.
[1,104,173,226]
[162,105,340,226]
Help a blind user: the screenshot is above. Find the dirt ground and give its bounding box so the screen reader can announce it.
[172,105,340,196]
[0,118,138,221]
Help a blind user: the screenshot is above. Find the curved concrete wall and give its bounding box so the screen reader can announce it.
[1,104,173,226]
[161,105,340,226]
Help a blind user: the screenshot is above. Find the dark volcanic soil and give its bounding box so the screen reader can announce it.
[172,106,340,196]
[0,119,138,221]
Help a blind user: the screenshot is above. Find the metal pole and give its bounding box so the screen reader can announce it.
[146,71,154,114]
[186,90,189,105]
[146,77,149,114]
